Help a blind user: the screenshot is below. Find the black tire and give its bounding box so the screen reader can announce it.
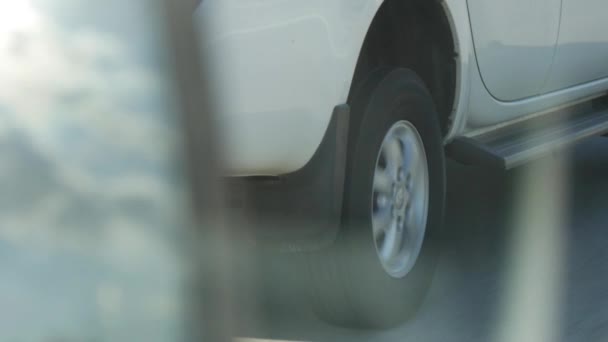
[306,68,446,329]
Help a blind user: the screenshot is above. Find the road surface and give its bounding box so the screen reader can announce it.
[243,136,608,342]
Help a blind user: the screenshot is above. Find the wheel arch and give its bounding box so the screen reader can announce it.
[346,0,459,137]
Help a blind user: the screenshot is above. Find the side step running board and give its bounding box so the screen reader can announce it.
[448,101,608,169]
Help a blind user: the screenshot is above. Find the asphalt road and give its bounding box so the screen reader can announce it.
[243,136,608,342]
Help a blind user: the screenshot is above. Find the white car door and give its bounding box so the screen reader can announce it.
[542,0,608,92]
[467,0,561,101]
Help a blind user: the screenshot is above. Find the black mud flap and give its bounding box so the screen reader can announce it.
[225,105,350,252]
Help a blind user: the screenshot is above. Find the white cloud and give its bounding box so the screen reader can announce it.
[0,0,190,270]
[0,3,187,340]
[0,2,177,183]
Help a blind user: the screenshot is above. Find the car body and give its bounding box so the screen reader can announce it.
[195,0,608,329]
[196,0,608,176]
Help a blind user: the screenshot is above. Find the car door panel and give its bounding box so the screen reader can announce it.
[467,0,561,101]
[542,0,608,92]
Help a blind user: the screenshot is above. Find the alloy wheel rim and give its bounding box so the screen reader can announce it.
[371,120,430,278]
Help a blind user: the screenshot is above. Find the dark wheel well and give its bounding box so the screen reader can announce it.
[348,0,457,136]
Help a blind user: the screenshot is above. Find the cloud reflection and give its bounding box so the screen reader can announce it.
[0,1,187,341]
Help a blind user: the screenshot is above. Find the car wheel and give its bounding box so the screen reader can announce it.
[306,67,446,328]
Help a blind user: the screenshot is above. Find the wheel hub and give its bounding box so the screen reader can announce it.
[393,185,407,210]
[371,120,430,279]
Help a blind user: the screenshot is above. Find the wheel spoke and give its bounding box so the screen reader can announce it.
[402,134,419,178]
[373,208,392,239]
[404,213,417,240]
[380,221,402,261]
[411,190,425,226]
[383,137,403,175]
[373,167,392,194]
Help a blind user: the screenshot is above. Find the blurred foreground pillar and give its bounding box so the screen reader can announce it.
[162,1,235,341]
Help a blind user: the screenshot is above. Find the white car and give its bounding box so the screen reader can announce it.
[196,0,608,328]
